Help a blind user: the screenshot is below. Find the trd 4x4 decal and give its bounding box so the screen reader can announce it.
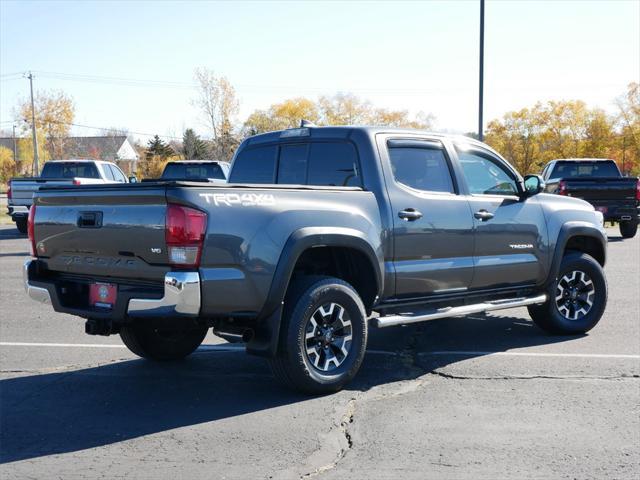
[199,192,276,207]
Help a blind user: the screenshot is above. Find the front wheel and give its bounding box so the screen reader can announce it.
[528,252,607,334]
[619,220,638,239]
[120,322,208,360]
[269,276,368,394]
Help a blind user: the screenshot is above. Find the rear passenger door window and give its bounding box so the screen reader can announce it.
[102,164,115,181]
[307,142,360,187]
[109,164,127,182]
[388,142,455,193]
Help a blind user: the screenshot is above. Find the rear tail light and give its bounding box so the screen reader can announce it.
[7,185,11,200]
[636,179,640,202]
[72,178,81,185]
[27,205,36,256]
[165,204,207,268]
[558,180,567,195]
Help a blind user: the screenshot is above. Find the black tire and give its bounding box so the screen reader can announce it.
[120,322,208,361]
[619,220,638,239]
[15,218,27,235]
[268,276,368,394]
[528,252,607,334]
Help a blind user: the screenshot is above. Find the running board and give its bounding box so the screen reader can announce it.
[374,294,547,328]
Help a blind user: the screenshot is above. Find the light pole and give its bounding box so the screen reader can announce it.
[478,0,485,141]
[27,72,39,175]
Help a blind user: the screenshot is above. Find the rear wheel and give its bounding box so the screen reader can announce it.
[269,276,368,394]
[15,218,27,235]
[528,252,607,334]
[120,322,208,360]
[619,220,638,239]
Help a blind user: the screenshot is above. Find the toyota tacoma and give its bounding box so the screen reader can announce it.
[24,126,609,393]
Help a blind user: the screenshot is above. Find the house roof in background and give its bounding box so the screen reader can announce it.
[0,136,139,161]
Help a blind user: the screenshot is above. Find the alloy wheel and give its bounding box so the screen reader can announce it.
[555,270,596,321]
[304,302,353,372]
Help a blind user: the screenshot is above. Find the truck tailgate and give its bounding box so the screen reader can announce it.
[33,185,170,281]
[564,177,637,202]
[10,179,73,207]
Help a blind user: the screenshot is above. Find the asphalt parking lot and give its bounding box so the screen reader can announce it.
[0,224,638,479]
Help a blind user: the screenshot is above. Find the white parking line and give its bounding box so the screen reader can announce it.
[422,351,640,359]
[0,341,243,351]
[0,342,127,349]
[1,342,638,359]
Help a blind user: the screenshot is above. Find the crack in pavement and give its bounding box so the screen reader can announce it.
[429,370,640,381]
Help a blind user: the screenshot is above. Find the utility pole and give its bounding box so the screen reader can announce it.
[478,0,485,141]
[622,135,626,174]
[12,124,18,164]
[27,72,39,175]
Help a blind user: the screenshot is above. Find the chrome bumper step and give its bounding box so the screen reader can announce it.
[374,294,547,328]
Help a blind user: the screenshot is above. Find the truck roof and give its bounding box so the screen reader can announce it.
[46,159,112,164]
[165,160,227,164]
[550,158,615,162]
[244,125,485,147]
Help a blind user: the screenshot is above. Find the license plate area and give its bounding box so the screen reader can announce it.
[89,282,117,309]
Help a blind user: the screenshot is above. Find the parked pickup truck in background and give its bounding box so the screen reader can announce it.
[8,159,132,234]
[24,126,609,393]
[159,160,229,182]
[541,158,640,238]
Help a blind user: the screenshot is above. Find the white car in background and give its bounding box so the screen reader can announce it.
[7,159,134,234]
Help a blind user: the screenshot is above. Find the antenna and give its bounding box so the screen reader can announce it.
[300,119,316,128]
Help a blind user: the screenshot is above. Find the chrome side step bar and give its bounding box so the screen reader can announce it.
[374,294,547,328]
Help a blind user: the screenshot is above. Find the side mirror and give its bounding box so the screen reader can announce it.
[523,174,545,197]
[128,176,138,183]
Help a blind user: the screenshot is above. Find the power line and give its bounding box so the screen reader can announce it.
[49,120,182,140]
[27,70,450,95]
[5,118,181,140]
[0,71,25,78]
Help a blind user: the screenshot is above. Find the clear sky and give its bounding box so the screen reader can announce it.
[1,0,638,141]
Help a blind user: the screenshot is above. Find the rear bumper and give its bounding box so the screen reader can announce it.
[127,272,200,317]
[590,203,639,222]
[8,205,29,220]
[23,259,201,320]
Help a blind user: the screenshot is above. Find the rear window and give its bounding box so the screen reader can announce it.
[550,161,620,178]
[41,162,100,179]
[230,141,360,187]
[162,163,226,180]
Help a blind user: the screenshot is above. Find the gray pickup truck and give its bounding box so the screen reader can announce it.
[24,126,608,393]
[8,159,131,234]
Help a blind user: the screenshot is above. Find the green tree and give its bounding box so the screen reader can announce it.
[138,135,175,179]
[145,135,174,159]
[182,129,209,159]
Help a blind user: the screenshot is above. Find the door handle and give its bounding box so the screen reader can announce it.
[398,208,423,221]
[474,209,494,221]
